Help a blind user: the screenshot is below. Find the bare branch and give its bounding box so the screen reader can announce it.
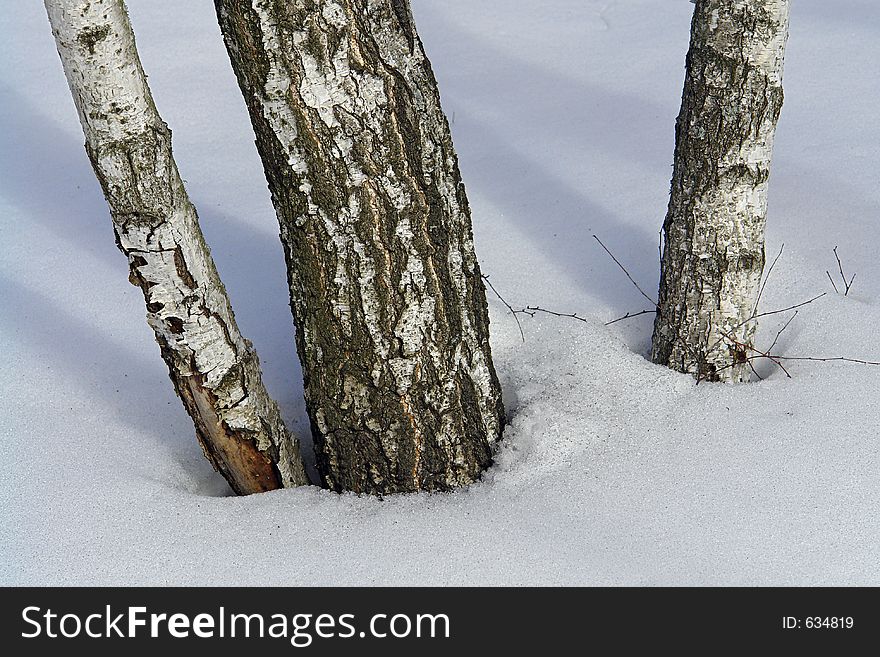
[835,246,846,289]
[524,306,589,323]
[752,293,826,321]
[593,234,657,308]
[826,270,840,295]
[771,356,792,378]
[829,246,857,296]
[481,277,597,339]
[717,329,792,379]
[767,310,798,353]
[747,360,764,381]
[605,309,657,326]
[753,243,784,315]
[482,274,525,342]
[700,293,826,364]
[712,310,880,383]
[772,355,880,366]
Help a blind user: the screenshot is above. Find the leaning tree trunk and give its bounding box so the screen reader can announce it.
[214,0,505,494]
[652,0,790,382]
[45,0,308,493]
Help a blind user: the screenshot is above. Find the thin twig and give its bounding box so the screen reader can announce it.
[522,306,589,323]
[767,310,798,353]
[770,355,880,366]
[593,234,657,307]
[605,309,657,326]
[769,355,792,378]
[481,274,525,342]
[715,340,792,379]
[715,353,880,377]
[752,293,826,321]
[753,243,784,315]
[716,328,790,378]
[700,292,826,364]
[830,246,857,296]
[747,360,764,381]
[713,313,880,382]
[482,276,599,339]
[834,246,850,295]
[825,270,840,294]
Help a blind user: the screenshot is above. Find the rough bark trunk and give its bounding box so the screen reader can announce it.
[45,0,308,493]
[652,0,790,382]
[214,0,504,494]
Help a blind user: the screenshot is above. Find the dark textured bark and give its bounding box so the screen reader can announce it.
[652,0,790,382]
[215,0,504,494]
[46,0,308,493]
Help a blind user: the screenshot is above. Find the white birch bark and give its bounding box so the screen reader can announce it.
[44,0,308,493]
[214,0,505,494]
[652,0,791,382]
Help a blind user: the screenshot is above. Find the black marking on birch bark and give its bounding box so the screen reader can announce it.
[215,0,504,494]
[46,0,308,493]
[173,246,197,289]
[652,0,789,383]
[76,24,110,55]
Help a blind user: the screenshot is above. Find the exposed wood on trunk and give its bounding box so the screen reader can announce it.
[45,0,308,493]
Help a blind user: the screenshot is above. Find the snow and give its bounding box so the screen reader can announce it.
[2,0,878,585]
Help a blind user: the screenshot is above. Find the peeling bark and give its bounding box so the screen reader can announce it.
[214,0,505,494]
[45,0,308,493]
[652,0,790,382]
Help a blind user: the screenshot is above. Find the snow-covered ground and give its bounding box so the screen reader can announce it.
[2,0,878,585]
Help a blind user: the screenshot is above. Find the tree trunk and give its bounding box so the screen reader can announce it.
[45,0,308,493]
[214,0,505,494]
[652,0,790,382]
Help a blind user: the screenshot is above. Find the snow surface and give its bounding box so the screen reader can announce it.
[2,0,879,585]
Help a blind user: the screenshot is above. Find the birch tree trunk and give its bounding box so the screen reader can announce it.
[214,0,505,494]
[45,0,308,493]
[651,0,790,382]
